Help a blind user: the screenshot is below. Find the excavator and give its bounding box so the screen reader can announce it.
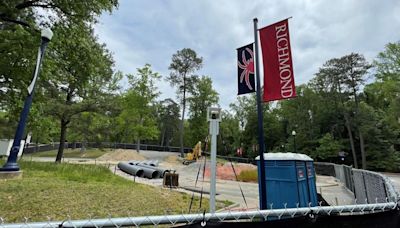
[183,141,203,165]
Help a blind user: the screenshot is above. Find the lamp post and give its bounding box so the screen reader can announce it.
[292,130,297,153]
[0,28,53,172]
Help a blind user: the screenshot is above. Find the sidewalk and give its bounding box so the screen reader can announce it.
[316,175,355,206]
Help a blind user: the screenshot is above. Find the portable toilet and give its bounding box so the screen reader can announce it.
[256,153,318,209]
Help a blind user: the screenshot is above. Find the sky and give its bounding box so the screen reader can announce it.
[94,0,400,110]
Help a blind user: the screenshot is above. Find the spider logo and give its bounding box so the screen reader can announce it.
[238,47,254,90]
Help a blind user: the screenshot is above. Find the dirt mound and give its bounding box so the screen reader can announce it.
[97,149,146,161]
[159,155,185,170]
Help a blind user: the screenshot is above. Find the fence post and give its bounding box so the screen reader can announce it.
[361,172,369,204]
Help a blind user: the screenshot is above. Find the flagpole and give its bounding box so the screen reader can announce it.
[253,18,267,210]
[0,28,53,172]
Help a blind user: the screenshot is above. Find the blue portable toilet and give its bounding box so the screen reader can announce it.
[256,153,318,209]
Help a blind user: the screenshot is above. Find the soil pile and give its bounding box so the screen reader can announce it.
[97,149,146,161]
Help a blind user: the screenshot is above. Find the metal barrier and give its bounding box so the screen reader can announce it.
[0,202,397,228]
[315,162,400,204]
[23,142,193,154]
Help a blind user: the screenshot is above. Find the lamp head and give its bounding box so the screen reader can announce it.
[41,28,53,41]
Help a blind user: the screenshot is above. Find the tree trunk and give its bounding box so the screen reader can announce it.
[180,78,186,157]
[344,115,358,168]
[35,138,39,153]
[160,127,165,147]
[180,102,185,157]
[352,85,367,170]
[55,118,68,163]
[359,130,366,169]
[136,137,140,153]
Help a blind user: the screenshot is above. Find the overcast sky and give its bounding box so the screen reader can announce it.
[94,0,400,109]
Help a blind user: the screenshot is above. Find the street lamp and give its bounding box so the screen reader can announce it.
[0,28,53,172]
[292,130,297,153]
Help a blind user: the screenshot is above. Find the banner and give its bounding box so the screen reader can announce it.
[259,19,296,101]
[237,43,255,95]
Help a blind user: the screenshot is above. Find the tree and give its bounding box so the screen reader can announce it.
[229,95,257,157]
[218,111,240,156]
[312,133,342,160]
[340,53,371,169]
[277,85,321,155]
[167,48,203,156]
[41,23,116,162]
[370,41,400,128]
[0,0,118,29]
[309,54,371,168]
[157,99,180,147]
[0,26,38,114]
[117,64,160,151]
[187,76,219,146]
[364,41,400,169]
[0,1,119,161]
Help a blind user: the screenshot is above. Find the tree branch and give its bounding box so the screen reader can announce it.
[0,15,30,27]
[15,0,40,10]
[29,3,73,16]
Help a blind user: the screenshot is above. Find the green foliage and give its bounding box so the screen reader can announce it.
[218,111,240,156]
[167,48,203,97]
[237,169,258,182]
[116,64,160,145]
[167,48,203,154]
[187,76,219,146]
[312,133,342,160]
[0,0,118,28]
[157,99,180,146]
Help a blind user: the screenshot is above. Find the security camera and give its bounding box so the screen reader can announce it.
[207,107,221,122]
[211,110,219,119]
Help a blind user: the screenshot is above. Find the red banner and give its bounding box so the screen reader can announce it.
[259,19,296,102]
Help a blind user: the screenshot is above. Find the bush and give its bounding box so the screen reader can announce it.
[237,169,258,182]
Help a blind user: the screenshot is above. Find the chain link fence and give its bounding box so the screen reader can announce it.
[2,155,399,227]
[0,202,398,228]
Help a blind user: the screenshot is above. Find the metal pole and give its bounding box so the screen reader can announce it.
[253,18,267,210]
[0,28,53,172]
[294,135,296,153]
[209,119,219,213]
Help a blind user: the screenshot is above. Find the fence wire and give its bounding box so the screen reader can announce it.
[0,202,397,228]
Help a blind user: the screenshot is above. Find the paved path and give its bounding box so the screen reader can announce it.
[316,175,355,206]
[381,173,400,191]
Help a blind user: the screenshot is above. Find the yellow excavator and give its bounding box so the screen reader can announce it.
[183,141,202,165]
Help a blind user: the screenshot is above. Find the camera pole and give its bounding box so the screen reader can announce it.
[207,107,221,213]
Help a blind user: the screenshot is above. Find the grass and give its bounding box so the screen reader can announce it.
[237,169,258,182]
[0,160,231,223]
[29,148,109,158]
